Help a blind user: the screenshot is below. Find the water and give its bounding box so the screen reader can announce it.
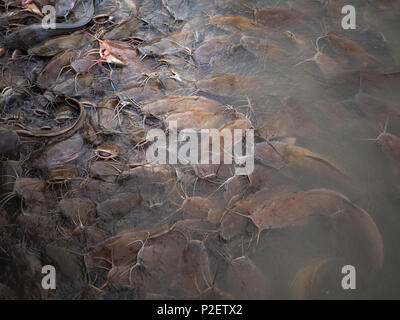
[1,0,400,299]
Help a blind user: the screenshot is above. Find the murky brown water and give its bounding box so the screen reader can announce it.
[0,0,400,299]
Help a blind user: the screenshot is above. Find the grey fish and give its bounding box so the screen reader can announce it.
[4,0,94,50]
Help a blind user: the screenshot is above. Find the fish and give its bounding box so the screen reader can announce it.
[28,31,94,57]
[253,7,311,29]
[240,35,292,65]
[4,0,94,50]
[324,32,383,69]
[195,74,263,96]
[209,14,277,37]
[15,98,85,138]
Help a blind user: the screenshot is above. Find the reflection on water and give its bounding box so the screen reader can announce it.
[0,0,400,299]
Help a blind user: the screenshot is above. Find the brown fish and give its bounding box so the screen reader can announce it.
[59,197,96,226]
[31,133,84,169]
[193,35,231,65]
[290,256,345,299]
[370,122,400,183]
[37,50,77,89]
[97,97,120,134]
[172,240,213,298]
[98,39,140,66]
[295,37,345,80]
[140,28,195,57]
[136,230,188,290]
[142,96,222,115]
[224,254,270,299]
[141,96,226,130]
[85,229,152,270]
[253,7,310,28]
[196,74,263,96]
[324,32,382,69]
[209,14,272,36]
[10,178,56,214]
[256,96,321,140]
[355,93,400,134]
[28,31,93,57]
[378,131,400,166]
[254,141,349,189]
[233,188,383,272]
[179,196,220,221]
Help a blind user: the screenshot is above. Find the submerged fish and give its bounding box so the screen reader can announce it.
[4,0,94,50]
[240,35,292,65]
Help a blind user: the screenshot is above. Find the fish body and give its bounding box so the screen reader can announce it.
[4,0,94,50]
